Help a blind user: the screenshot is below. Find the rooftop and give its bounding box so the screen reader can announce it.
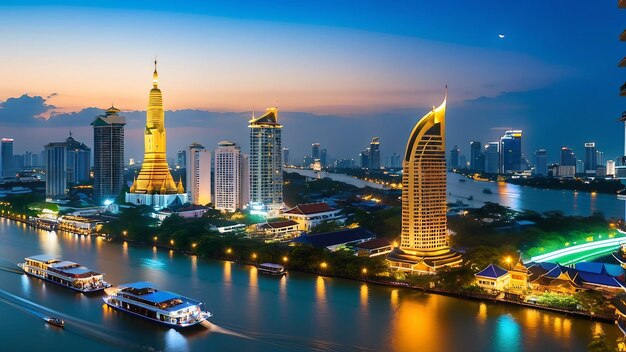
[283,202,336,215]
[475,264,509,279]
[260,220,299,229]
[25,254,59,263]
[291,227,375,248]
[355,237,391,250]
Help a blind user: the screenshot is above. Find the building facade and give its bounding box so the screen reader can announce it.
[65,133,91,184]
[186,143,211,206]
[499,130,522,174]
[560,147,576,166]
[484,142,499,173]
[470,141,484,171]
[449,145,460,169]
[44,142,67,198]
[585,142,597,174]
[92,106,126,205]
[1,138,14,177]
[214,140,249,212]
[387,93,462,273]
[127,61,187,209]
[534,149,548,176]
[369,137,380,170]
[248,107,283,215]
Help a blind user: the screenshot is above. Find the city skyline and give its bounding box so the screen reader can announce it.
[0,1,624,161]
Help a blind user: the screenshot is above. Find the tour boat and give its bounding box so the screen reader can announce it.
[257,263,286,276]
[18,254,111,293]
[102,282,211,328]
[45,317,64,328]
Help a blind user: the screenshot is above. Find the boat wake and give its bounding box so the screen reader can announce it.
[200,320,253,339]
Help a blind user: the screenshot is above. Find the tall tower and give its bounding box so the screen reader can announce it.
[92,106,126,205]
[499,130,522,174]
[248,107,283,215]
[387,92,462,273]
[214,141,249,212]
[126,61,187,209]
[369,137,380,170]
[1,138,14,177]
[186,143,211,205]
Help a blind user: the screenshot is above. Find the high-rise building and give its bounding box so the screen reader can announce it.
[360,148,370,169]
[369,137,380,170]
[92,106,126,205]
[249,107,283,215]
[534,149,548,176]
[499,130,522,174]
[387,93,462,273]
[311,143,320,161]
[576,159,586,174]
[186,143,211,205]
[23,151,33,167]
[44,142,67,198]
[484,142,499,173]
[283,148,290,166]
[127,61,187,209]
[469,142,484,171]
[560,147,576,166]
[176,150,187,169]
[449,145,460,169]
[585,142,597,174]
[390,153,402,169]
[459,154,467,169]
[65,132,91,184]
[607,160,616,176]
[214,141,249,211]
[596,150,604,168]
[320,149,327,167]
[1,138,14,177]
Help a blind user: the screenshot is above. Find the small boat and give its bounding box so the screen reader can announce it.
[257,263,286,276]
[45,317,64,328]
[482,188,492,194]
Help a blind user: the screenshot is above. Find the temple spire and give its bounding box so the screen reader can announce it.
[153,59,159,88]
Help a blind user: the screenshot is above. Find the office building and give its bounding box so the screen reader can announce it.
[360,148,370,169]
[449,145,460,169]
[484,142,499,173]
[576,159,586,174]
[585,142,597,174]
[283,147,290,166]
[311,143,320,161]
[249,107,284,215]
[560,147,576,166]
[92,106,126,205]
[127,61,187,209]
[387,93,462,273]
[1,138,14,177]
[65,132,91,184]
[369,137,380,170]
[187,143,211,206]
[607,160,616,176]
[470,141,484,171]
[499,130,522,174]
[214,141,249,211]
[389,153,402,169]
[176,150,187,169]
[44,142,67,198]
[534,149,548,176]
[320,149,327,167]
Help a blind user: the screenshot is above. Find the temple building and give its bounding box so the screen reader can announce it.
[387,92,463,273]
[126,61,188,209]
[248,107,284,215]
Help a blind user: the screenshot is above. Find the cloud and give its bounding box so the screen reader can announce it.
[0,94,55,125]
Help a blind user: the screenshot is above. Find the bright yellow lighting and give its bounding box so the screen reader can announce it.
[226,248,232,254]
[362,268,367,274]
[282,256,288,262]
[251,253,257,259]
[320,262,328,269]
[170,239,175,245]
[191,243,197,248]
[153,236,158,241]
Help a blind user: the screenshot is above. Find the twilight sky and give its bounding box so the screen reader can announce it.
[0,1,623,164]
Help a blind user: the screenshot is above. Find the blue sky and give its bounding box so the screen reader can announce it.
[0,1,623,164]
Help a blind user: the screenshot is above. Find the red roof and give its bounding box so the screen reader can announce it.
[284,202,335,215]
[260,220,299,229]
[355,238,391,250]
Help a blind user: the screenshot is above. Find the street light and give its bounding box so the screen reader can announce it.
[505,256,512,270]
[282,256,288,263]
[170,239,175,246]
[153,236,158,242]
[251,253,257,260]
[226,248,232,254]
[191,243,197,249]
[122,230,127,237]
[320,262,327,270]
[362,268,368,274]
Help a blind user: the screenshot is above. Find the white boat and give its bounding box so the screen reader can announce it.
[257,263,286,276]
[103,282,211,328]
[45,317,64,328]
[18,254,111,293]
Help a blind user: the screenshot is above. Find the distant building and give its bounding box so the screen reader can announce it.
[65,133,91,184]
[607,160,616,176]
[258,220,300,241]
[484,142,499,173]
[249,107,284,214]
[360,148,370,169]
[534,149,547,176]
[470,141,484,171]
[449,145,460,169]
[556,165,576,178]
[576,159,586,174]
[282,147,290,166]
[214,141,249,212]
[459,154,467,169]
[282,202,345,231]
[560,147,576,166]
[1,138,14,177]
[499,130,522,174]
[44,142,68,198]
[389,153,402,169]
[176,150,186,169]
[369,137,380,170]
[585,142,597,175]
[596,150,604,168]
[335,159,355,169]
[320,149,327,167]
[92,107,126,205]
[311,143,320,161]
[187,143,211,206]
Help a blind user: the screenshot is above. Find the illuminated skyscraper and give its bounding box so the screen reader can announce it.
[560,147,576,166]
[186,143,211,205]
[44,142,67,198]
[249,107,283,215]
[499,130,522,174]
[126,61,187,209]
[484,142,499,173]
[65,132,91,184]
[282,147,290,166]
[469,141,484,171]
[369,137,380,170]
[311,143,320,161]
[92,106,126,205]
[387,92,462,273]
[449,145,460,169]
[214,141,249,211]
[585,142,597,174]
[1,138,14,177]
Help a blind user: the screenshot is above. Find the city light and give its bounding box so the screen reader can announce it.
[153,236,158,241]
[226,248,232,254]
[282,256,288,263]
[362,268,367,274]
[320,262,327,269]
[170,239,175,245]
[191,243,197,248]
[251,253,257,260]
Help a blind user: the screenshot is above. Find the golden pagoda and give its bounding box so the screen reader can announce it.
[126,61,187,209]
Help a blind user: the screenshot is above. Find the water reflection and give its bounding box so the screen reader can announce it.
[122,241,128,258]
[39,231,60,257]
[223,261,231,283]
[494,314,521,351]
[477,302,487,324]
[359,284,368,310]
[390,289,398,308]
[392,297,446,351]
[164,328,189,352]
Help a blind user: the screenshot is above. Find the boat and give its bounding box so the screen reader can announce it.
[257,263,286,276]
[102,282,211,328]
[482,188,492,194]
[45,317,64,328]
[18,254,111,293]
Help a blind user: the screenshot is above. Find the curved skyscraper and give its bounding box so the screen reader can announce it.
[126,61,187,209]
[387,92,462,273]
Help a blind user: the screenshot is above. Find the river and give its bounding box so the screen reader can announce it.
[0,219,620,351]
[288,168,625,218]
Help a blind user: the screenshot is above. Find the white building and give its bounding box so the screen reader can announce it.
[282,202,345,231]
[214,141,249,212]
[187,143,211,205]
[607,160,616,176]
